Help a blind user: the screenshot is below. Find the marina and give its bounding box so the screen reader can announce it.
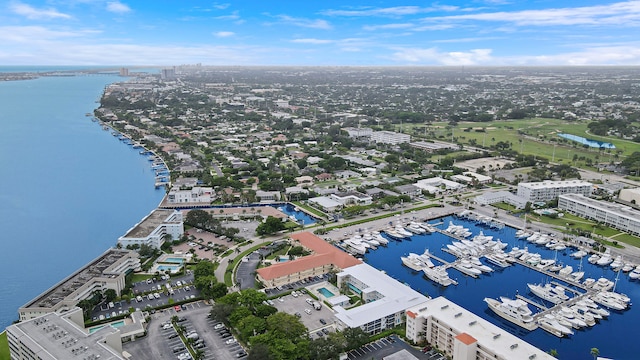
[363,213,640,359]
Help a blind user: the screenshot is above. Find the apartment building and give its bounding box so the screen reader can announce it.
[517,180,592,202]
[405,297,554,360]
[371,131,410,145]
[559,193,640,236]
[117,209,183,249]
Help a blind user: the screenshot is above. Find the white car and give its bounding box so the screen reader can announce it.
[225,338,237,345]
[214,324,225,329]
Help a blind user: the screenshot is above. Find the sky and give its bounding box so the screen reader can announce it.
[2,0,640,66]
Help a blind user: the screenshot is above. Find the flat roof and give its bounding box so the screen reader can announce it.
[123,209,176,238]
[22,249,136,310]
[309,196,342,208]
[519,180,592,189]
[561,193,640,219]
[9,308,124,360]
[334,263,429,328]
[408,297,554,360]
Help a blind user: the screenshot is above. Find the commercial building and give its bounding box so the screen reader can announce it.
[333,263,429,335]
[19,249,139,322]
[343,127,373,139]
[559,193,640,236]
[474,191,528,209]
[117,209,183,249]
[371,131,411,145]
[517,180,592,202]
[405,297,554,360]
[618,187,640,204]
[256,232,361,289]
[330,191,373,206]
[308,196,343,213]
[7,307,125,360]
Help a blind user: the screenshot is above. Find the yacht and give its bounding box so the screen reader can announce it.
[406,222,426,234]
[468,257,493,273]
[374,232,389,245]
[537,314,574,337]
[556,307,587,328]
[535,258,556,270]
[597,253,613,266]
[401,253,428,271]
[454,260,482,277]
[587,254,600,264]
[591,292,627,311]
[417,250,435,268]
[591,277,615,291]
[423,266,455,287]
[484,297,535,330]
[622,263,635,272]
[418,223,436,233]
[395,225,413,238]
[629,266,640,280]
[558,265,574,277]
[609,256,624,270]
[569,271,585,281]
[570,249,588,259]
[343,237,367,255]
[384,229,405,240]
[527,283,569,304]
[485,252,511,268]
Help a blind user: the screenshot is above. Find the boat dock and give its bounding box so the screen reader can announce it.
[516,295,548,311]
[510,257,589,291]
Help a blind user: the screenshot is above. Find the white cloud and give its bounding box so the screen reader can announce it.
[214,11,240,20]
[432,37,503,43]
[106,1,131,14]
[214,31,235,38]
[10,2,71,20]
[362,23,414,31]
[322,5,462,17]
[274,15,332,29]
[0,26,98,42]
[424,1,640,27]
[291,38,333,44]
[391,47,494,65]
[213,3,230,10]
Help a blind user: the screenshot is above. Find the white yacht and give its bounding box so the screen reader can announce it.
[423,266,455,286]
[570,249,588,259]
[417,249,435,268]
[374,233,389,245]
[587,254,601,264]
[395,225,413,238]
[406,222,426,234]
[468,257,493,273]
[484,297,536,330]
[401,253,428,271]
[558,265,574,277]
[629,265,640,280]
[537,314,574,337]
[597,253,613,266]
[591,277,615,291]
[527,283,569,304]
[485,252,511,268]
[591,292,627,311]
[454,260,482,277]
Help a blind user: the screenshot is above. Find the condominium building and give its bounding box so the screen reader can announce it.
[19,249,139,322]
[371,131,411,145]
[166,186,214,204]
[405,297,554,360]
[330,191,373,206]
[117,209,183,249]
[333,263,429,335]
[343,127,373,139]
[559,193,640,236]
[517,180,592,202]
[7,307,125,360]
[256,232,361,289]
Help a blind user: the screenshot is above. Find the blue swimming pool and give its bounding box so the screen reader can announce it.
[89,320,125,334]
[318,287,335,298]
[157,264,181,272]
[164,257,185,264]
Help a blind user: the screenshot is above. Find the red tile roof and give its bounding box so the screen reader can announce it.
[455,333,477,345]
[256,232,361,281]
[406,310,417,319]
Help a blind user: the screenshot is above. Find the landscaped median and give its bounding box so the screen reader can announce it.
[224,241,274,287]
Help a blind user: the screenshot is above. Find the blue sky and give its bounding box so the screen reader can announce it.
[2,0,640,66]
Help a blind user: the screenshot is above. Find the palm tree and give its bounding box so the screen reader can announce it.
[590,347,599,360]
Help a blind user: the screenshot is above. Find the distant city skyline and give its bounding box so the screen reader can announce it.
[2,0,640,66]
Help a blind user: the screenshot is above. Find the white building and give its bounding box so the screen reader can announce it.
[334,263,429,334]
[559,193,640,236]
[166,186,214,204]
[414,177,465,194]
[117,209,183,249]
[19,249,139,321]
[405,297,554,360]
[8,307,125,360]
[474,191,528,209]
[330,191,373,206]
[343,127,373,139]
[308,196,343,213]
[618,187,640,204]
[517,180,592,202]
[371,131,411,145]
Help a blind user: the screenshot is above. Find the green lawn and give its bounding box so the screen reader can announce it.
[292,201,327,218]
[0,331,9,360]
[408,118,640,164]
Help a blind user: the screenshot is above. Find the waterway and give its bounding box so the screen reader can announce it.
[558,133,615,149]
[364,215,640,360]
[0,73,165,330]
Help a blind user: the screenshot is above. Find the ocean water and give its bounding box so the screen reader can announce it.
[0,74,165,330]
[365,216,640,360]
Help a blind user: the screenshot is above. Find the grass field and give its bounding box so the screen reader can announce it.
[0,332,8,360]
[406,118,640,166]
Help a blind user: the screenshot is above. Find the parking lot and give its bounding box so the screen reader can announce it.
[91,273,198,321]
[124,301,247,360]
[346,335,439,360]
[270,290,335,338]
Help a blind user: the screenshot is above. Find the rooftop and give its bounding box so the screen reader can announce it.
[123,209,177,238]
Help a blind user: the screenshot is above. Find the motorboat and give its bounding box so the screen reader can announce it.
[591,278,615,291]
[622,263,635,272]
[395,225,413,238]
[569,271,585,281]
[454,260,482,277]
[423,266,455,287]
[527,283,569,304]
[570,249,588,259]
[468,257,493,273]
[629,266,640,280]
[375,233,389,245]
[535,258,556,270]
[417,223,436,233]
[609,256,624,270]
[406,223,426,234]
[484,297,535,330]
[537,314,574,337]
[591,292,627,311]
[485,252,511,268]
[417,249,435,268]
[401,253,428,271]
[558,265,574,277]
[597,254,613,266]
[384,229,405,240]
[556,307,587,328]
[587,254,600,264]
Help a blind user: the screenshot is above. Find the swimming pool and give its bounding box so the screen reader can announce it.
[157,264,181,272]
[164,257,185,264]
[318,287,335,298]
[89,320,125,334]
